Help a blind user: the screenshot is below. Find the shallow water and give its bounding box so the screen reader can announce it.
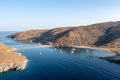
[0,31,120,80]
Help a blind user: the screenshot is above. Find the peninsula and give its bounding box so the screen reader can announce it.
[8,21,120,54]
[0,44,28,73]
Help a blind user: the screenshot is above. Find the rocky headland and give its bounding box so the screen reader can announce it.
[0,44,28,73]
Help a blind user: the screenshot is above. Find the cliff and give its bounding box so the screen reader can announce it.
[0,44,28,73]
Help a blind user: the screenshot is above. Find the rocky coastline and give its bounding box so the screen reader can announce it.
[0,44,28,73]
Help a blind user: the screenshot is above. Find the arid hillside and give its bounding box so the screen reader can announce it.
[8,21,120,48]
[51,21,120,47]
[8,30,47,43]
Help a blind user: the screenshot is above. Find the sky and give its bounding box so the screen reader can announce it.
[0,0,120,31]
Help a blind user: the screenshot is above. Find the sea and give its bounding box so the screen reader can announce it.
[0,31,120,80]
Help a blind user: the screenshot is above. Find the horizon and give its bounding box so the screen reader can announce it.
[0,0,120,31]
[0,20,119,32]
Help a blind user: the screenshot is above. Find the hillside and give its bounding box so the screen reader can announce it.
[8,30,47,43]
[52,21,120,48]
[8,21,120,48]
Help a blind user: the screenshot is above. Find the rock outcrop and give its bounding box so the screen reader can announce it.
[0,44,28,73]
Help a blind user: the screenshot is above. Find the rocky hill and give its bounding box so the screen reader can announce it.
[38,21,120,48]
[8,21,120,48]
[52,21,120,48]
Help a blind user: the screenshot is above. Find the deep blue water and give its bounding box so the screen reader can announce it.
[0,31,120,80]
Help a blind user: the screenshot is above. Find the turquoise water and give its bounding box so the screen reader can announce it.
[0,32,120,80]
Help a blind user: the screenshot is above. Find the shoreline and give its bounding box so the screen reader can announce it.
[72,46,115,54]
[54,45,119,54]
[0,44,28,73]
[16,44,119,54]
[71,46,120,55]
[0,43,119,73]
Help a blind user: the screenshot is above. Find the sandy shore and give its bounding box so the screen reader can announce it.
[71,46,120,54]
[0,44,28,73]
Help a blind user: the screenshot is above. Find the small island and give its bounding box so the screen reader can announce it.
[0,44,28,73]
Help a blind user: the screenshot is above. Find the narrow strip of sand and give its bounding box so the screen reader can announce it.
[73,46,111,52]
[72,46,120,54]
